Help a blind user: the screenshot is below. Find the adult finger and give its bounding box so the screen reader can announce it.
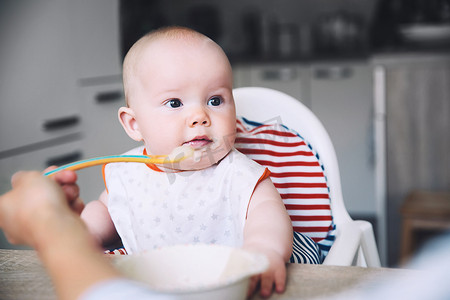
[70,197,85,215]
[11,171,26,187]
[44,167,78,184]
[61,184,80,203]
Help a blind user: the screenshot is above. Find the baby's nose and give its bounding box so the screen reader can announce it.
[188,108,211,127]
[192,119,209,126]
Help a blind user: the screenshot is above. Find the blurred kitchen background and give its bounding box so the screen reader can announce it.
[1,0,449,267]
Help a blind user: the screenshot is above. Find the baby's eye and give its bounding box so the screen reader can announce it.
[165,98,182,108]
[208,96,223,106]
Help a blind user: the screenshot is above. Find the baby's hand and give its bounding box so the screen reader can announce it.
[247,249,287,298]
[42,166,84,215]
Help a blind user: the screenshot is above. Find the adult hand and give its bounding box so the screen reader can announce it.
[43,166,84,215]
[0,171,121,300]
[0,171,71,247]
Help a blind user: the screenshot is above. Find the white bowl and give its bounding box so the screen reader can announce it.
[113,244,268,300]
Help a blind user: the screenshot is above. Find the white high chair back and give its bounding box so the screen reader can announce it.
[233,87,381,267]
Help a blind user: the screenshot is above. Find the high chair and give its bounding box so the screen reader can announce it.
[233,87,381,267]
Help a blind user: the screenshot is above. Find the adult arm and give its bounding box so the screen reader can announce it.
[0,171,121,300]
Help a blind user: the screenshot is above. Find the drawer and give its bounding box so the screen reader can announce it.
[0,140,83,195]
[0,0,81,153]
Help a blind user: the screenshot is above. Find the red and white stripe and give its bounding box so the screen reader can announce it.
[235,118,333,243]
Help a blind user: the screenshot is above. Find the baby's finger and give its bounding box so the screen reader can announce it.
[274,267,287,293]
[70,197,85,215]
[259,271,275,298]
[247,274,260,298]
[61,184,80,202]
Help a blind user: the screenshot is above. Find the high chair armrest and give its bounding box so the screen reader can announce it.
[322,221,362,266]
[355,220,381,267]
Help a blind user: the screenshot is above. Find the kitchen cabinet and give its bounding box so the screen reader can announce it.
[67,0,122,80]
[233,63,311,108]
[0,0,82,250]
[0,0,81,154]
[310,62,376,217]
[0,140,83,196]
[0,0,125,198]
[0,0,123,193]
[309,61,384,260]
[373,54,450,266]
[0,0,125,249]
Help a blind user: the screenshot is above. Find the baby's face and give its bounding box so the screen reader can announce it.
[128,38,236,170]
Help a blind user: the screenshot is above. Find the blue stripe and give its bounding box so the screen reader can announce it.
[240,116,264,127]
[290,232,321,264]
[300,234,321,264]
[318,223,336,258]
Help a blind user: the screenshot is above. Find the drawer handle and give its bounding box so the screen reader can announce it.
[262,68,298,81]
[95,90,123,103]
[46,151,82,167]
[43,115,80,131]
[314,67,353,80]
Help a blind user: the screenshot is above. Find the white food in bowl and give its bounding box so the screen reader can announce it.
[113,244,268,300]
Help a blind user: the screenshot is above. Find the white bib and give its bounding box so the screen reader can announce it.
[104,147,266,254]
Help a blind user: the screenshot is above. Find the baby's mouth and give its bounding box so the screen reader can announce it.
[183,136,213,149]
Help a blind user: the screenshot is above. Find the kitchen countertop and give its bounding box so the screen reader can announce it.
[370,50,450,65]
[230,48,450,66]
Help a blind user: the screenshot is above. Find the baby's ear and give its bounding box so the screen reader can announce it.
[118,107,143,141]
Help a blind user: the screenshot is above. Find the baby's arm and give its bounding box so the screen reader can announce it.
[81,190,120,248]
[243,177,293,298]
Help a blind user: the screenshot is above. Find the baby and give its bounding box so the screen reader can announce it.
[80,26,293,297]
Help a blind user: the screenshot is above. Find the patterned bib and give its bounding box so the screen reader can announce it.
[104,147,267,254]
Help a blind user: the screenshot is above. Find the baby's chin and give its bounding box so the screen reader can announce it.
[177,158,219,171]
[158,144,232,171]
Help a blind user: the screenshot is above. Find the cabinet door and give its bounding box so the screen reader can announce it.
[68,0,121,79]
[235,63,311,108]
[310,62,376,216]
[78,82,139,202]
[80,82,138,157]
[383,60,450,266]
[0,141,83,195]
[0,0,80,153]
